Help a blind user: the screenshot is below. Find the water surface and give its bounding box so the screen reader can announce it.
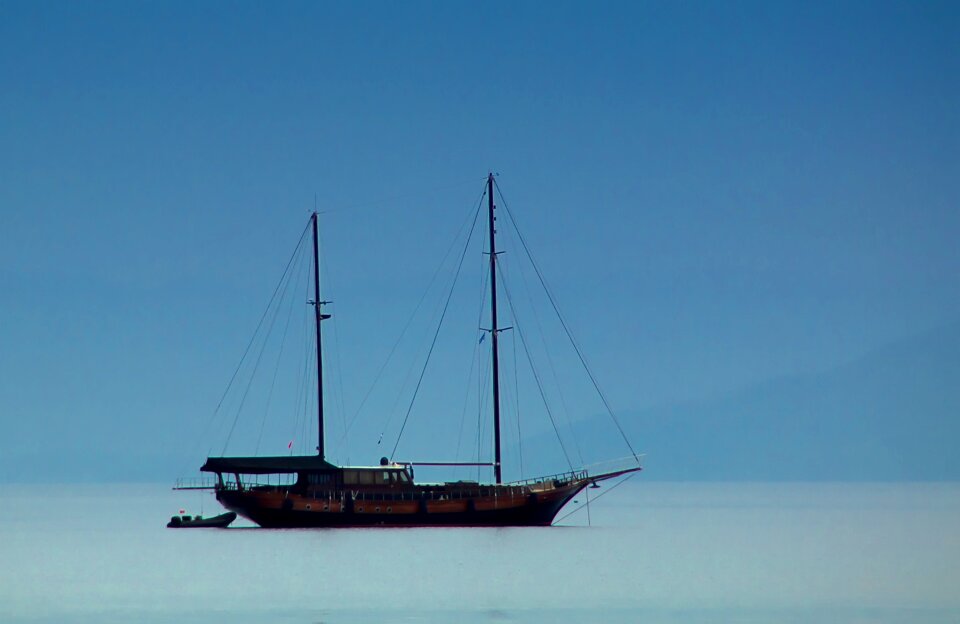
[1,482,957,623]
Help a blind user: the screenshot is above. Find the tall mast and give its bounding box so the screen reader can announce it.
[311,212,330,459]
[487,173,503,484]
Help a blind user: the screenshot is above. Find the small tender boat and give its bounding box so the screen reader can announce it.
[167,511,236,528]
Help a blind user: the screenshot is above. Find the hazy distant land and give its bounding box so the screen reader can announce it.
[4,321,957,484]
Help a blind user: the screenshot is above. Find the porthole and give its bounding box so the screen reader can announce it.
[305,504,312,510]
[374,507,381,513]
[357,506,364,512]
[386,507,392,513]
[323,505,329,511]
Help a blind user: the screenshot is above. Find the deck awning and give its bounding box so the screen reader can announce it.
[201,455,338,474]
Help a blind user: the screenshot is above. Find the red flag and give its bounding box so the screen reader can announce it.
[288,440,293,449]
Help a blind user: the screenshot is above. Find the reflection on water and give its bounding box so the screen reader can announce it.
[1,482,958,623]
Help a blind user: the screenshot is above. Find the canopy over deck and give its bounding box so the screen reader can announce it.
[201,455,338,475]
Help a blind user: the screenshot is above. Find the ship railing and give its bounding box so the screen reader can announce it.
[339,487,530,501]
[330,489,530,501]
[215,473,298,489]
[173,476,217,490]
[212,466,634,498]
[208,466,631,493]
[505,469,589,487]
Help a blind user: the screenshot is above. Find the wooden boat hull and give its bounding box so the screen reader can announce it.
[214,481,587,528]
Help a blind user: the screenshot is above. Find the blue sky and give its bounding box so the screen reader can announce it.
[1,1,957,481]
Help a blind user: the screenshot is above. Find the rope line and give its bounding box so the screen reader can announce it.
[222,248,300,454]
[554,473,637,525]
[255,239,309,454]
[289,265,315,454]
[341,187,488,448]
[390,196,484,459]
[316,221,351,463]
[211,220,311,456]
[497,262,574,470]
[500,218,585,467]
[513,328,523,479]
[495,182,640,464]
[453,267,487,465]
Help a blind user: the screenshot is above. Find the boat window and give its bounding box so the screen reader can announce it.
[358,470,374,485]
[375,471,392,485]
[307,473,332,486]
[397,471,410,483]
[343,470,358,485]
[239,473,296,487]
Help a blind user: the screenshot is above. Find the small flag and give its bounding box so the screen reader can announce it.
[179,509,185,514]
[287,440,293,449]
[479,333,486,344]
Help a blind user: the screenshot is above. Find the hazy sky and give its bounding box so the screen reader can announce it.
[1,1,957,480]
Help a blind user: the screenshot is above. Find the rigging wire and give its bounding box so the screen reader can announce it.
[495,182,641,464]
[328,316,350,462]
[190,220,311,461]
[553,473,638,525]
[380,330,432,448]
[324,176,487,213]
[289,265,314,454]
[480,241,527,480]
[302,266,318,455]
[496,337,519,480]
[221,263,294,454]
[497,261,574,471]
[339,187,489,447]
[254,238,309,454]
[316,221,350,464]
[492,247,524,481]
[378,249,470,451]
[513,327,524,479]
[474,203,492,482]
[389,196,484,460]
[453,260,488,468]
[300,335,317,455]
[499,220,585,467]
[476,338,491,481]
[451,340,478,474]
[220,222,312,455]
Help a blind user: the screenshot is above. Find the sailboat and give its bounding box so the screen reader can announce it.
[179,174,641,527]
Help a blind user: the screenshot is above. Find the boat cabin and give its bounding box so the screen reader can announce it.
[200,455,414,492]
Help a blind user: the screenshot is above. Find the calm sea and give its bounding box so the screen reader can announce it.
[1,482,958,623]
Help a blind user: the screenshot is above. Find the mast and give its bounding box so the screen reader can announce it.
[487,173,503,484]
[311,212,330,459]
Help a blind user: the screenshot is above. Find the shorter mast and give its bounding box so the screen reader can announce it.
[311,212,331,459]
[487,174,503,484]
